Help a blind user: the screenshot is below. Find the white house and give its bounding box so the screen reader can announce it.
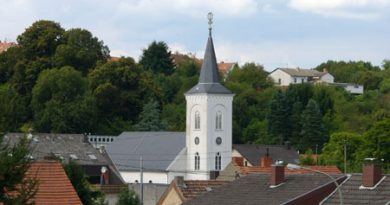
[268,68,334,86]
[106,15,234,184]
[330,83,364,94]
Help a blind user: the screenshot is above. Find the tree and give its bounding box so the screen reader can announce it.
[32,66,95,133]
[267,90,290,144]
[116,187,141,205]
[140,41,175,75]
[320,132,363,172]
[64,161,104,205]
[299,99,328,152]
[226,63,272,90]
[134,99,165,131]
[54,28,109,74]
[17,20,65,59]
[0,135,38,204]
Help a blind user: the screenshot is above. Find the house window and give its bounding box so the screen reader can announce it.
[301,78,304,83]
[278,79,281,85]
[215,152,221,170]
[195,111,200,130]
[244,161,248,167]
[195,152,200,170]
[294,78,297,83]
[215,111,222,130]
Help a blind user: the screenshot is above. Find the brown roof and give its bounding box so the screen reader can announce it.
[27,161,82,205]
[180,180,228,200]
[239,165,342,175]
[108,56,120,62]
[0,42,17,53]
[218,62,236,74]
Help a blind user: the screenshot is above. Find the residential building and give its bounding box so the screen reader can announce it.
[157,176,228,205]
[182,164,346,205]
[0,41,16,53]
[3,133,124,185]
[232,144,299,167]
[269,68,334,86]
[321,160,390,204]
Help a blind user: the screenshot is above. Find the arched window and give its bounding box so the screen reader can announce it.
[195,152,200,170]
[215,152,221,170]
[215,111,222,130]
[195,111,200,130]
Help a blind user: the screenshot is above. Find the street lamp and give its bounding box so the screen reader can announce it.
[287,163,343,205]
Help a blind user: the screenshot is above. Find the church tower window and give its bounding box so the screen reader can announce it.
[215,152,221,170]
[216,111,222,130]
[195,111,200,130]
[195,152,200,170]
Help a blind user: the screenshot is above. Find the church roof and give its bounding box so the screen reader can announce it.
[106,132,186,172]
[186,25,232,94]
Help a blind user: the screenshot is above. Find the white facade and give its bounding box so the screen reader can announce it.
[320,73,334,83]
[269,69,294,86]
[185,93,234,180]
[268,68,334,86]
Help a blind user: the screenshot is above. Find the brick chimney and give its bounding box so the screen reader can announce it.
[362,158,382,187]
[261,148,273,167]
[271,163,284,186]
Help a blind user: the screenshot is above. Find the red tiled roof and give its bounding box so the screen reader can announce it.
[27,161,82,205]
[108,56,120,62]
[180,180,228,200]
[0,42,17,53]
[240,165,341,175]
[218,62,235,74]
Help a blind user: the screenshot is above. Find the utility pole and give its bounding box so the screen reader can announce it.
[343,140,347,174]
[140,156,144,204]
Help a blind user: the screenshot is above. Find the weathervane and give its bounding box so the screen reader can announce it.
[208,12,213,36]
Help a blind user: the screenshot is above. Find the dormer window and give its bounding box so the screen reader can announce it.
[215,111,222,130]
[195,111,200,130]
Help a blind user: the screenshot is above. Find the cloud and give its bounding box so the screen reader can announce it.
[288,0,390,19]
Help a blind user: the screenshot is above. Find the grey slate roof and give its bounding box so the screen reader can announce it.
[277,68,328,77]
[3,133,108,166]
[106,132,186,172]
[184,173,344,205]
[322,174,390,205]
[186,34,232,94]
[233,144,299,166]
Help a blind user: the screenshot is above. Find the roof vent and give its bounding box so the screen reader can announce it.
[69,154,78,160]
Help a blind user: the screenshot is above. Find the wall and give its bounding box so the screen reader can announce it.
[320,73,334,83]
[269,69,293,86]
[121,171,168,184]
[129,183,169,205]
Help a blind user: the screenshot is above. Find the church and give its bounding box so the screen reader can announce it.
[106,13,234,183]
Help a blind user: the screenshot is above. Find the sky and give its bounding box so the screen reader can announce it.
[0,0,389,71]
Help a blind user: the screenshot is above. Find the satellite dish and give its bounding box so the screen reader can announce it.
[101,166,107,174]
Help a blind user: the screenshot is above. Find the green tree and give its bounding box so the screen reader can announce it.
[64,161,104,205]
[242,119,270,144]
[134,99,165,131]
[299,99,328,152]
[17,20,65,59]
[0,135,38,204]
[226,63,272,90]
[267,90,290,144]
[115,187,141,205]
[299,148,315,165]
[140,41,175,75]
[32,66,95,133]
[320,132,363,172]
[54,28,109,74]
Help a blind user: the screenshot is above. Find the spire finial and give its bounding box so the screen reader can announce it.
[207,12,213,36]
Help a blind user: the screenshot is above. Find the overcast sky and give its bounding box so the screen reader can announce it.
[0,0,389,71]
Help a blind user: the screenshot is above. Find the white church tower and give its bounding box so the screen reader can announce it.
[185,13,234,180]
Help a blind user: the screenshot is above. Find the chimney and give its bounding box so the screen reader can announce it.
[270,162,284,186]
[175,176,185,187]
[362,158,382,187]
[261,148,273,167]
[100,166,109,185]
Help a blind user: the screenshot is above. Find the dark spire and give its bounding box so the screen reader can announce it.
[186,12,232,95]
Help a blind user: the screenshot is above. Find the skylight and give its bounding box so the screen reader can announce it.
[88,154,97,160]
[70,154,78,160]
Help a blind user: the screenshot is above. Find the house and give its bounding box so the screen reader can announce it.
[321,159,390,204]
[232,144,299,167]
[330,83,364,95]
[3,133,124,185]
[3,160,82,205]
[106,15,234,184]
[269,68,334,86]
[182,164,346,205]
[218,61,237,78]
[0,41,17,53]
[157,176,228,205]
